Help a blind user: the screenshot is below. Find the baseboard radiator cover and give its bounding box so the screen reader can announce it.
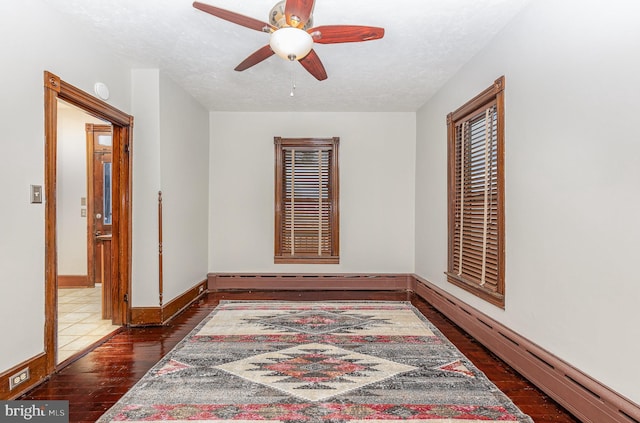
[411,275,640,423]
[208,273,412,291]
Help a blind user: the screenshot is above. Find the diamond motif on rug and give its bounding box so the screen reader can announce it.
[254,310,383,334]
[437,359,476,378]
[215,342,417,401]
[96,302,534,423]
[154,359,191,376]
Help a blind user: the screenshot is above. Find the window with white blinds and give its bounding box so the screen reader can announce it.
[446,76,505,308]
[274,137,339,264]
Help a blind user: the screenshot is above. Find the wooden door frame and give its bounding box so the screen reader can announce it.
[44,71,133,372]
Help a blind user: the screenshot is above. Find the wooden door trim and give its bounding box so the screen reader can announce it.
[86,124,96,288]
[44,71,133,373]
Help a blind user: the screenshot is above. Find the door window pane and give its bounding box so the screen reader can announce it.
[103,162,112,225]
[98,134,112,146]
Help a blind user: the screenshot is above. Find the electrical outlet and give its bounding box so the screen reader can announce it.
[9,368,30,391]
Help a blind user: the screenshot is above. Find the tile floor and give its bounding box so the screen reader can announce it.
[57,286,120,363]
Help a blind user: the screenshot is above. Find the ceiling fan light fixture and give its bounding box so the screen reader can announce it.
[193,0,384,81]
[270,27,313,61]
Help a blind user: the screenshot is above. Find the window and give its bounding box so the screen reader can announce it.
[446,76,505,307]
[274,137,339,264]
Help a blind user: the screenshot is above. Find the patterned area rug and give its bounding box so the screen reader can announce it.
[98,301,533,422]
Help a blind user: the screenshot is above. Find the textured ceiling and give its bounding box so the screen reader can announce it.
[42,0,529,112]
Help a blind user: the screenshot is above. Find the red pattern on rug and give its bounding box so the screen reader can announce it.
[98,301,533,423]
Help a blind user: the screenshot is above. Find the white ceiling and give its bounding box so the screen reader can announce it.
[43,0,530,112]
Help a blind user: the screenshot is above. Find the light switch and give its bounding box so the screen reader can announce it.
[31,185,43,204]
[81,197,87,206]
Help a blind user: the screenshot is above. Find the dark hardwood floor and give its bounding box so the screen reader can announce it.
[21,290,580,423]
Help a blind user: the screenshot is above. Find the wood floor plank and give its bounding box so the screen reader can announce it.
[20,291,580,422]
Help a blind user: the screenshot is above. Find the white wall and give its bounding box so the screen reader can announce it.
[131,70,210,307]
[415,0,640,404]
[57,106,87,275]
[0,0,131,372]
[159,74,209,301]
[131,69,162,306]
[0,1,209,377]
[56,105,105,275]
[209,112,415,274]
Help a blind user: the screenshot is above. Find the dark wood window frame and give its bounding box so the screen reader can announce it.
[274,137,339,264]
[446,76,505,308]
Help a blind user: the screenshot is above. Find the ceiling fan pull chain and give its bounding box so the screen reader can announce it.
[290,61,297,97]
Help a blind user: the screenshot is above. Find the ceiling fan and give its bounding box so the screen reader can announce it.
[193,0,385,81]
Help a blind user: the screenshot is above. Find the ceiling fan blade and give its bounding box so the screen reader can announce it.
[193,2,275,32]
[299,49,327,81]
[309,25,385,44]
[284,0,315,28]
[234,45,275,71]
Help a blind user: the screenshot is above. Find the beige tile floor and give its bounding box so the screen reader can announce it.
[57,286,120,363]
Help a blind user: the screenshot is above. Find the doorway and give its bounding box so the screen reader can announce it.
[44,71,133,372]
[85,123,117,320]
[56,104,120,363]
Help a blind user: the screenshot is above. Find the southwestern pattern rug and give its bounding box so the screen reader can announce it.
[98,301,533,422]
